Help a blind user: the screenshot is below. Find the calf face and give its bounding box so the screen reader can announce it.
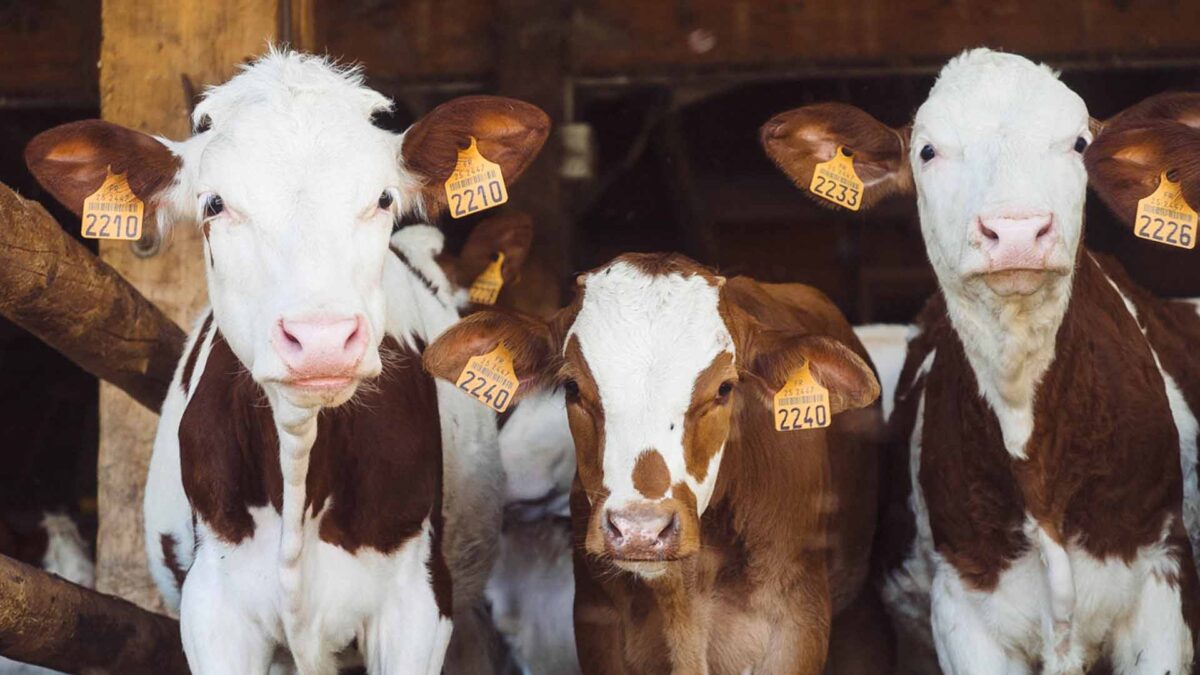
[27,50,548,410]
[424,253,878,578]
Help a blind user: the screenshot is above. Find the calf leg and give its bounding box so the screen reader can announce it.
[180,552,276,675]
[362,570,452,675]
[930,565,1031,675]
[1110,559,1193,675]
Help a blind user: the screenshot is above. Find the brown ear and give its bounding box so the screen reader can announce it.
[1086,93,1200,227]
[760,103,913,211]
[424,309,557,401]
[401,96,550,216]
[25,120,181,218]
[742,332,879,416]
[455,211,534,287]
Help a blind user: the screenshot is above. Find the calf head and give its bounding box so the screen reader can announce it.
[27,50,548,412]
[424,253,877,578]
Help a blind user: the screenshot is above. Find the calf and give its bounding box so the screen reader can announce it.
[26,50,547,674]
[763,48,1200,674]
[425,252,892,674]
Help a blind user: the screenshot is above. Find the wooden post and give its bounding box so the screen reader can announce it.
[97,0,313,610]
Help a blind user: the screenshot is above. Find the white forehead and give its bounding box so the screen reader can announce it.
[915,49,1089,145]
[569,261,733,410]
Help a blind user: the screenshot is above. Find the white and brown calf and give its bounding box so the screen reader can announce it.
[425,253,893,675]
[764,48,1200,674]
[26,50,548,675]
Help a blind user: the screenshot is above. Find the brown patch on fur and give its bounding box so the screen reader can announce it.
[631,450,669,499]
[160,534,188,590]
[180,312,213,395]
[681,351,737,484]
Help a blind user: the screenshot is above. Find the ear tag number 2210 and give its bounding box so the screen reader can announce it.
[81,169,145,240]
[809,146,863,211]
[445,137,509,219]
[1135,171,1197,250]
[773,361,830,432]
[455,344,518,413]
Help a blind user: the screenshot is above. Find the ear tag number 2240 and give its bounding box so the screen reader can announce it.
[445,137,509,219]
[1135,171,1197,250]
[773,361,831,432]
[455,344,518,413]
[81,169,145,240]
[809,146,863,211]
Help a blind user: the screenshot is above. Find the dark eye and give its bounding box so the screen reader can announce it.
[203,194,224,218]
[919,144,936,162]
[562,379,580,400]
[716,381,735,400]
[1074,136,1088,153]
[378,191,394,210]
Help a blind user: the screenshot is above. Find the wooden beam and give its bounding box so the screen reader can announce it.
[96,0,313,611]
[0,554,187,674]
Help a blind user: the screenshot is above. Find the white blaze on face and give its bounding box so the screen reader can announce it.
[568,261,734,515]
[910,49,1091,296]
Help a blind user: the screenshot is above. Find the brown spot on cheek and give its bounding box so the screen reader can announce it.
[632,450,670,499]
[683,351,736,483]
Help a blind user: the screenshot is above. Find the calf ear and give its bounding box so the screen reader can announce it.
[1086,93,1200,226]
[742,332,879,416]
[760,103,913,210]
[25,120,181,218]
[401,96,551,216]
[424,309,557,402]
[455,211,534,288]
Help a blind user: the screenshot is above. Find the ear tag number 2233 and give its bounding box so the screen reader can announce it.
[81,169,145,240]
[455,344,518,413]
[809,146,863,211]
[1135,171,1197,250]
[445,137,509,219]
[774,361,831,432]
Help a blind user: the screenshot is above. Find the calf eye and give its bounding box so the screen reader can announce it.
[203,194,224,218]
[562,378,580,400]
[919,144,936,162]
[1073,136,1088,153]
[378,191,394,210]
[716,380,735,400]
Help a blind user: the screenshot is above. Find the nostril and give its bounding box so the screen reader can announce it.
[980,221,999,241]
[1036,221,1053,239]
[657,514,679,544]
[606,512,622,539]
[343,318,363,351]
[278,321,302,349]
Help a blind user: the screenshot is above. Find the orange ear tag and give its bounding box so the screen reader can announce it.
[445,137,509,219]
[1134,171,1197,250]
[81,169,145,240]
[468,252,506,305]
[809,146,863,211]
[773,361,831,432]
[455,343,518,413]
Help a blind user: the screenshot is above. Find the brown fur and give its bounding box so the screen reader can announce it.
[632,451,670,500]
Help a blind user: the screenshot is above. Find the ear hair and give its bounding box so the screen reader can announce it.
[423,309,558,399]
[740,331,880,416]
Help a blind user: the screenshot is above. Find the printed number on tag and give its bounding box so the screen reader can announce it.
[809,146,863,211]
[469,252,506,305]
[445,137,508,219]
[1135,171,1197,250]
[773,361,831,432]
[455,344,518,413]
[81,169,145,240]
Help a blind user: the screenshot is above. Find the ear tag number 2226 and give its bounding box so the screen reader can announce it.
[445,137,509,219]
[774,361,831,432]
[81,169,145,240]
[1135,171,1197,250]
[455,344,518,413]
[809,146,863,211]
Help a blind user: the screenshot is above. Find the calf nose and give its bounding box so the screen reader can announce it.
[976,214,1055,270]
[272,315,367,379]
[603,503,680,560]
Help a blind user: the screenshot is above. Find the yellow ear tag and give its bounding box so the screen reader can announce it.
[1134,171,1197,250]
[445,137,509,219]
[469,252,506,305]
[455,343,518,413]
[773,361,831,432]
[809,146,863,211]
[81,169,145,240]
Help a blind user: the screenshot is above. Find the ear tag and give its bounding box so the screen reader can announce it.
[445,137,509,219]
[809,146,863,211]
[455,343,518,413]
[469,252,506,305]
[1134,171,1197,250]
[773,361,831,432]
[81,168,145,241]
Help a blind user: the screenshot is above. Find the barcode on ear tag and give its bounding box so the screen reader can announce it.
[445,137,508,219]
[469,252,506,305]
[81,169,145,240]
[773,361,830,432]
[809,146,863,211]
[455,344,518,413]
[1134,171,1197,250]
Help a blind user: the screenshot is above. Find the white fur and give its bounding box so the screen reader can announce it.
[852,323,912,422]
[568,261,733,517]
[498,389,576,504]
